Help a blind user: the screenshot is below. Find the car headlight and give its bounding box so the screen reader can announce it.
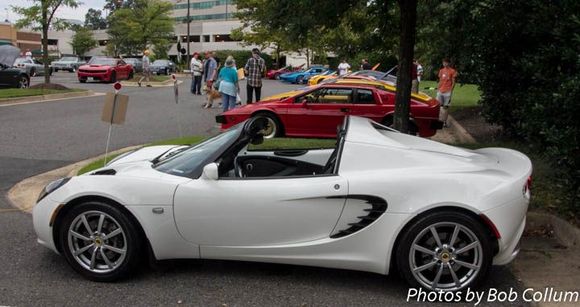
[37,177,71,203]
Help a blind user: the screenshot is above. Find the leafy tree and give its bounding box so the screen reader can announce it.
[12,0,81,84]
[70,27,97,56]
[84,8,107,30]
[104,0,136,11]
[106,0,174,56]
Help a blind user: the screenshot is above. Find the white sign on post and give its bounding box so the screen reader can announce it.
[102,82,129,166]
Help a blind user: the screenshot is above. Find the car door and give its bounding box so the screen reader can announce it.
[173,175,348,246]
[349,88,386,122]
[117,60,129,79]
[33,59,44,75]
[285,87,353,137]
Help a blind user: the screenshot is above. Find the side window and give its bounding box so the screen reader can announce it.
[355,89,376,104]
[300,88,353,104]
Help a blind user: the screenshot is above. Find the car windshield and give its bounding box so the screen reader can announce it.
[154,128,239,177]
[61,57,77,61]
[89,58,116,65]
[153,60,168,65]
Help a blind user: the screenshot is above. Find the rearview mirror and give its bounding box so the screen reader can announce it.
[201,163,219,180]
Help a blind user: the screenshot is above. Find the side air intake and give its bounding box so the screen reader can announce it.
[329,195,388,238]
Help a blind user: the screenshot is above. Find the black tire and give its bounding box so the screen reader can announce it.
[54,68,59,72]
[30,68,36,77]
[296,75,304,84]
[253,112,283,138]
[110,71,117,83]
[58,201,143,282]
[164,68,169,75]
[17,75,29,88]
[128,71,134,80]
[274,73,280,80]
[395,211,493,291]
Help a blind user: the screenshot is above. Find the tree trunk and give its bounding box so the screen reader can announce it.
[42,7,50,84]
[393,0,417,134]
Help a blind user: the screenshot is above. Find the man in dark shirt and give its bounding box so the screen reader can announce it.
[244,48,266,104]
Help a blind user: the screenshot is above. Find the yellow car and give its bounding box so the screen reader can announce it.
[263,78,433,103]
[307,71,338,86]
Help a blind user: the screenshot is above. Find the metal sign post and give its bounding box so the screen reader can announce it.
[102,82,129,166]
[172,74,183,138]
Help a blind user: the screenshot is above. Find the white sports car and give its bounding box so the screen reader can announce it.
[33,116,532,291]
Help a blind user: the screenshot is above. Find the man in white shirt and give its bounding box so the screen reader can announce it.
[138,50,152,87]
[337,59,351,76]
[25,49,32,59]
[190,52,203,95]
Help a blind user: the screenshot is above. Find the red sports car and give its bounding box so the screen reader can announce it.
[216,81,443,138]
[266,64,305,79]
[77,57,134,83]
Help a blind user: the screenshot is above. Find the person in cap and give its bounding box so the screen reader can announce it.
[217,56,239,112]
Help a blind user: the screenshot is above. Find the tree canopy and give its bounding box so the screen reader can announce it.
[84,8,108,30]
[70,27,97,56]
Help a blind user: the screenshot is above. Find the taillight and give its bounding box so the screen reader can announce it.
[523,176,532,199]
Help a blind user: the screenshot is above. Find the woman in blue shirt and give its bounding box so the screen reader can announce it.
[218,56,239,112]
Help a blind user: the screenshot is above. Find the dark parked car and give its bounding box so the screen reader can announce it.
[150,59,176,75]
[0,45,30,88]
[123,58,143,73]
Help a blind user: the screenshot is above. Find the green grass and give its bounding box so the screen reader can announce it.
[420,81,481,109]
[77,136,334,175]
[0,88,84,99]
[127,73,170,83]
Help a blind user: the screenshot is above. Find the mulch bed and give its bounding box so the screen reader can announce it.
[452,106,503,142]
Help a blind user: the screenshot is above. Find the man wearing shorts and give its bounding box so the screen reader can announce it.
[437,58,457,126]
[138,50,152,87]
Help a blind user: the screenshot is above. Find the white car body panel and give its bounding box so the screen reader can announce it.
[32,116,532,279]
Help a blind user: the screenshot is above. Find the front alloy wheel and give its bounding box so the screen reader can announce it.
[397,212,492,291]
[60,202,142,281]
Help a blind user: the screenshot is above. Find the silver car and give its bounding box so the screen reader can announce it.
[51,56,85,72]
[123,58,143,73]
[14,57,52,77]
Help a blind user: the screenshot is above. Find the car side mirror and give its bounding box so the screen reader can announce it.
[202,163,219,180]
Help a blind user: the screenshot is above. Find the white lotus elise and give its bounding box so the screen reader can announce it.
[32,116,532,291]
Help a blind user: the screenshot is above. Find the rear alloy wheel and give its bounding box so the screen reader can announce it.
[275,73,281,80]
[396,211,492,291]
[18,75,29,88]
[253,113,282,138]
[59,201,142,281]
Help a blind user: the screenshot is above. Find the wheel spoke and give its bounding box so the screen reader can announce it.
[70,231,91,241]
[100,247,114,269]
[97,214,105,234]
[456,241,480,254]
[449,225,460,248]
[432,263,444,288]
[74,243,94,256]
[104,228,122,240]
[81,214,93,233]
[430,226,443,248]
[447,262,461,287]
[413,244,436,256]
[103,244,126,255]
[455,259,479,270]
[413,260,438,273]
[89,247,98,270]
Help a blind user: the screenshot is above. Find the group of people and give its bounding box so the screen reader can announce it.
[189,48,266,112]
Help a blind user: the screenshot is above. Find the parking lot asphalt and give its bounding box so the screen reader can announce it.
[0,72,530,306]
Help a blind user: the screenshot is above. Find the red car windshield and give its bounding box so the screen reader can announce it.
[88,58,116,66]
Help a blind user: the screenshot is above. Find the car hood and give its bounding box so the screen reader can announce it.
[105,145,189,167]
[261,89,305,101]
[80,64,112,69]
[0,45,20,67]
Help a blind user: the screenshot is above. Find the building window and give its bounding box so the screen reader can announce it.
[173,0,233,10]
[214,34,234,42]
[175,13,235,23]
[47,39,58,46]
[203,35,210,42]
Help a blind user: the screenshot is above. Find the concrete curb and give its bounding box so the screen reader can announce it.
[0,90,94,105]
[447,115,477,144]
[6,145,141,213]
[120,80,182,87]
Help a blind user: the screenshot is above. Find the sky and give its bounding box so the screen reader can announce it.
[1,0,107,24]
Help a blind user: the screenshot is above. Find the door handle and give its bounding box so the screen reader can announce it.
[340,108,350,112]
